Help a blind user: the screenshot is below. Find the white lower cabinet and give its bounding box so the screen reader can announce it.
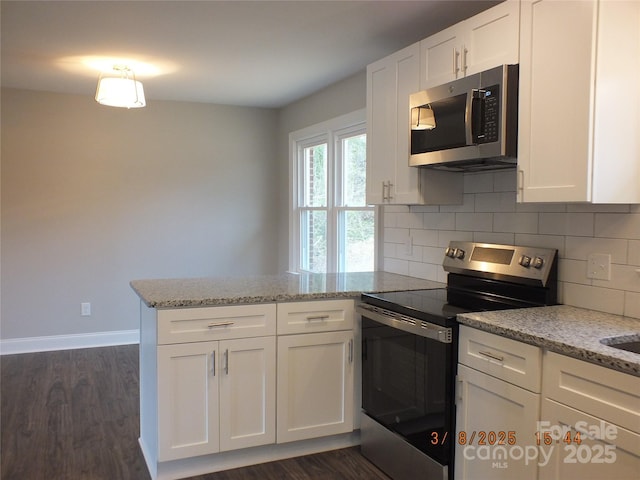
[455,326,541,480]
[538,351,640,479]
[140,300,357,478]
[157,335,276,461]
[276,330,354,443]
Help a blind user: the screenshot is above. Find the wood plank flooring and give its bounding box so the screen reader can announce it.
[1,345,389,480]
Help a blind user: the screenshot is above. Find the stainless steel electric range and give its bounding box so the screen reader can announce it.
[357,241,558,480]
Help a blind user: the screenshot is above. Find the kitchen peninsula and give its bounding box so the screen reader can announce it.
[130,271,442,480]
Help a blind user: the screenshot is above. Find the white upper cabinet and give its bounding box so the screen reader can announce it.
[419,0,520,89]
[518,0,640,203]
[366,43,462,205]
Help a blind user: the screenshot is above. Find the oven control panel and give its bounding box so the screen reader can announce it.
[443,241,558,287]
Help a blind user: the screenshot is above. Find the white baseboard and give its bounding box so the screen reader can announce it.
[0,329,139,355]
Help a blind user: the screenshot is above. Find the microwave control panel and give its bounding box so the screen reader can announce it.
[479,84,499,144]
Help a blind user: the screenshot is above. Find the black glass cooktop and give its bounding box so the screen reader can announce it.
[361,289,472,326]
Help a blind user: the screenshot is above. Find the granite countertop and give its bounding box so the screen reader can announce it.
[130,271,444,308]
[457,305,640,377]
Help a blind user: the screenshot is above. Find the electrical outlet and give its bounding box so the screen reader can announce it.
[81,302,91,316]
[587,253,611,281]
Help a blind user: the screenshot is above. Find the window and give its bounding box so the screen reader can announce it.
[290,110,375,273]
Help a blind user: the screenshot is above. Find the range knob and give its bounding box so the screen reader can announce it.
[532,257,544,269]
[519,255,531,267]
[445,247,456,258]
[455,248,466,259]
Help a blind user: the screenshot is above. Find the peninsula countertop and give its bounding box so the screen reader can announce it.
[458,305,640,377]
[130,271,444,309]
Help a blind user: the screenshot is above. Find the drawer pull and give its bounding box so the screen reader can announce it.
[207,321,234,329]
[478,350,504,362]
[211,350,216,376]
[306,315,330,321]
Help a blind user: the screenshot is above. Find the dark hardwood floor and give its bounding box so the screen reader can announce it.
[1,345,389,480]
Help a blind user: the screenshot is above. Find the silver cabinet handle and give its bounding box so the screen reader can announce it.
[208,321,234,329]
[462,47,468,74]
[211,350,216,376]
[348,339,354,364]
[453,48,460,75]
[224,349,229,375]
[478,350,504,362]
[306,315,329,321]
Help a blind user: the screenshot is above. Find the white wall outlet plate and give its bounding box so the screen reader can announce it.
[587,253,611,281]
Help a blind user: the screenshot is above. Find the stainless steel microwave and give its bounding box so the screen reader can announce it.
[409,64,518,171]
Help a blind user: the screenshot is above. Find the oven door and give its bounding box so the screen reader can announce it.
[361,313,456,466]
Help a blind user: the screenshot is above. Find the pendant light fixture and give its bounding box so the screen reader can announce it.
[95,65,146,108]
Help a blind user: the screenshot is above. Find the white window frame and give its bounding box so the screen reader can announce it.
[288,109,376,273]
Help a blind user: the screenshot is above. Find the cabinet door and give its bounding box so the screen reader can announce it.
[219,336,276,451]
[366,43,422,205]
[277,331,354,443]
[419,24,462,89]
[158,341,219,461]
[539,398,640,479]
[517,0,595,202]
[463,0,519,77]
[455,364,539,480]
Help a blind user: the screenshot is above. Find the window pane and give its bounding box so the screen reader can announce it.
[342,134,367,206]
[301,209,327,273]
[342,210,374,272]
[303,144,327,207]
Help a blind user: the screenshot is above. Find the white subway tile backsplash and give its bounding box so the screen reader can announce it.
[593,264,640,293]
[455,212,493,232]
[563,283,625,316]
[475,192,516,212]
[514,234,565,254]
[396,211,424,229]
[423,212,455,230]
[516,202,566,213]
[629,240,640,266]
[539,213,594,236]
[409,261,439,281]
[464,172,494,193]
[383,257,409,276]
[559,259,590,285]
[384,227,410,244]
[412,229,439,246]
[493,212,539,234]
[473,232,515,245]
[567,203,630,213]
[440,193,475,213]
[437,230,473,246]
[595,213,640,239]
[493,170,517,192]
[423,246,446,264]
[564,236,628,263]
[380,171,640,318]
[624,291,640,318]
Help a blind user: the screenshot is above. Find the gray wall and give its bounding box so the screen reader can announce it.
[275,71,367,272]
[1,88,280,340]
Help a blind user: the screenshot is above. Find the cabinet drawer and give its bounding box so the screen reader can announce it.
[277,299,354,335]
[542,351,640,434]
[458,325,542,392]
[157,304,276,345]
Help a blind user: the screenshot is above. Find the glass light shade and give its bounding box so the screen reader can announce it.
[411,106,436,130]
[95,75,146,108]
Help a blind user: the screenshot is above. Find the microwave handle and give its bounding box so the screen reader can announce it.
[467,89,485,145]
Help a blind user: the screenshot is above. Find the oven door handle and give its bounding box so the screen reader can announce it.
[356,304,452,343]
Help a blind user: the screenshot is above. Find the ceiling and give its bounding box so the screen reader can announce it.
[1,0,499,108]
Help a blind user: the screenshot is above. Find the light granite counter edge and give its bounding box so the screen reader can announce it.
[457,304,640,377]
[130,272,445,309]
